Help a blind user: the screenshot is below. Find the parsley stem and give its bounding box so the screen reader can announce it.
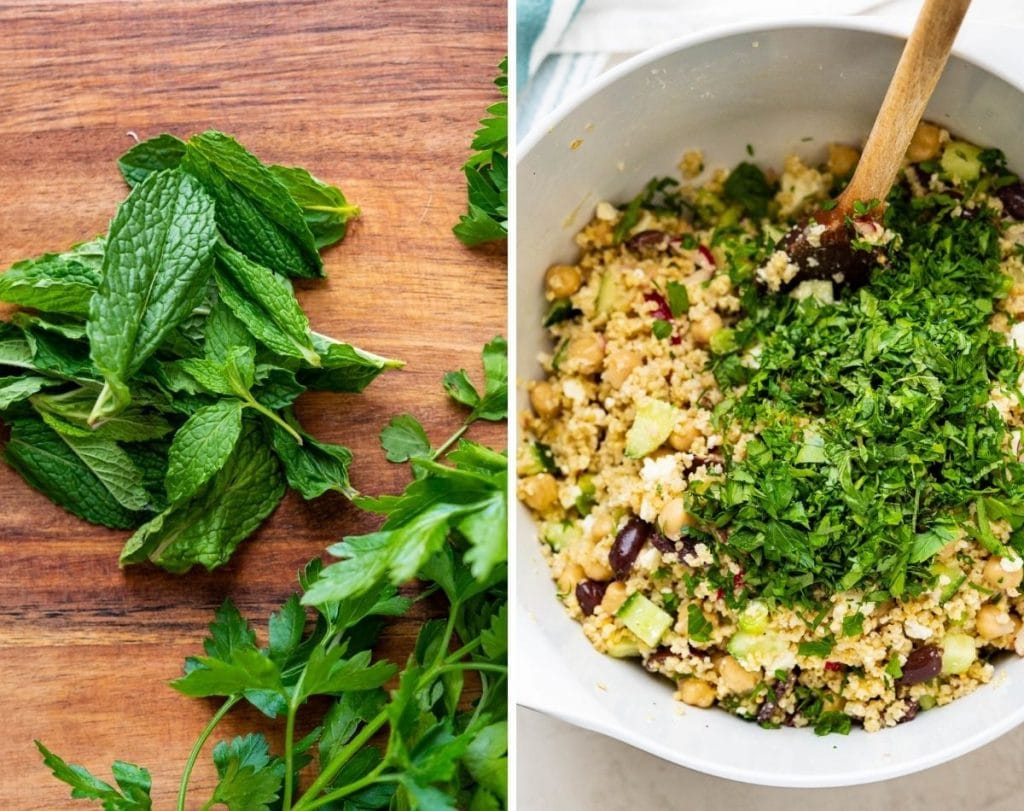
[444,634,483,662]
[435,662,507,676]
[292,764,388,811]
[176,694,241,811]
[282,697,300,810]
[431,421,470,461]
[291,709,389,810]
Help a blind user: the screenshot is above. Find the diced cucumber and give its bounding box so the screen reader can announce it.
[616,592,673,647]
[727,630,788,667]
[606,627,642,658]
[551,339,569,370]
[575,473,596,515]
[940,633,976,675]
[931,562,966,604]
[709,327,737,355]
[941,140,983,183]
[519,441,557,476]
[795,432,827,465]
[543,520,581,552]
[595,270,622,316]
[738,600,769,634]
[625,399,680,459]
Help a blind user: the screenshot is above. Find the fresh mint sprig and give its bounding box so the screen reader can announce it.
[0,131,397,573]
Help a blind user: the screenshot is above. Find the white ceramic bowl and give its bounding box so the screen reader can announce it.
[516,17,1024,787]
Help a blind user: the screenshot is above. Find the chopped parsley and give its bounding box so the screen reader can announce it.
[690,160,1024,605]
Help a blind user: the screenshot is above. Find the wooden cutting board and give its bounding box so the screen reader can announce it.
[0,1,506,807]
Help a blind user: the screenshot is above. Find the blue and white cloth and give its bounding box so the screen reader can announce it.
[518,0,1024,139]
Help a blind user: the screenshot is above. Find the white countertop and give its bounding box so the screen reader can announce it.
[518,707,1024,809]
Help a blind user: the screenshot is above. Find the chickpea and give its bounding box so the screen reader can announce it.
[906,121,942,163]
[982,557,1024,592]
[557,563,584,594]
[600,581,629,615]
[669,421,701,452]
[545,263,582,298]
[588,512,614,543]
[580,547,614,582]
[529,381,561,418]
[690,310,723,346]
[718,654,759,694]
[603,349,641,388]
[658,497,688,540]
[827,143,860,178]
[520,473,558,513]
[976,604,1016,640]
[678,678,716,708]
[565,334,604,375]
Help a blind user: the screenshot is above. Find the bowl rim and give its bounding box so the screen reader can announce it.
[515,15,1024,787]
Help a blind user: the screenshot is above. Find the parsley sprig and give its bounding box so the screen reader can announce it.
[36,339,508,811]
[691,160,1024,604]
[453,59,508,246]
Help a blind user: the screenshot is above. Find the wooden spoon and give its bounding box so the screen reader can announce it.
[779,0,972,289]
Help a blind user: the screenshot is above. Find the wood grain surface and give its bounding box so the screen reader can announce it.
[0,1,507,807]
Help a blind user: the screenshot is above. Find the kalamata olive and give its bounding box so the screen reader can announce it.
[650,531,677,554]
[996,182,1024,220]
[575,580,609,616]
[610,517,652,578]
[897,645,942,685]
[897,699,920,724]
[625,229,672,252]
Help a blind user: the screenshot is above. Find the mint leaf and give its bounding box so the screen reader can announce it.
[120,419,284,572]
[268,164,359,250]
[666,281,689,317]
[165,399,244,504]
[87,169,217,422]
[117,133,186,188]
[183,131,322,279]
[213,242,319,366]
[0,375,54,409]
[36,742,152,810]
[300,334,404,393]
[207,734,284,811]
[52,430,151,512]
[32,387,173,443]
[3,418,142,529]
[380,414,431,462]
[0,243,102,316]
[270,422,354,500]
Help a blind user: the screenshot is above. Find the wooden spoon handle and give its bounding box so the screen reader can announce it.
[838,0,971,213]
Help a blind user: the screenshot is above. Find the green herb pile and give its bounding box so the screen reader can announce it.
[690,151,1024,605]
[0,131,400,572]
[37,339,508,811]
[453,58,508,247]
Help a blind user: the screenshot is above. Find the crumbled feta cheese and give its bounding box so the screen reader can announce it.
[1001,555,1023,573]
[904,620,933,640]
[595,201,618,221]
[561,377,587,403]
[640,454,679,485]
